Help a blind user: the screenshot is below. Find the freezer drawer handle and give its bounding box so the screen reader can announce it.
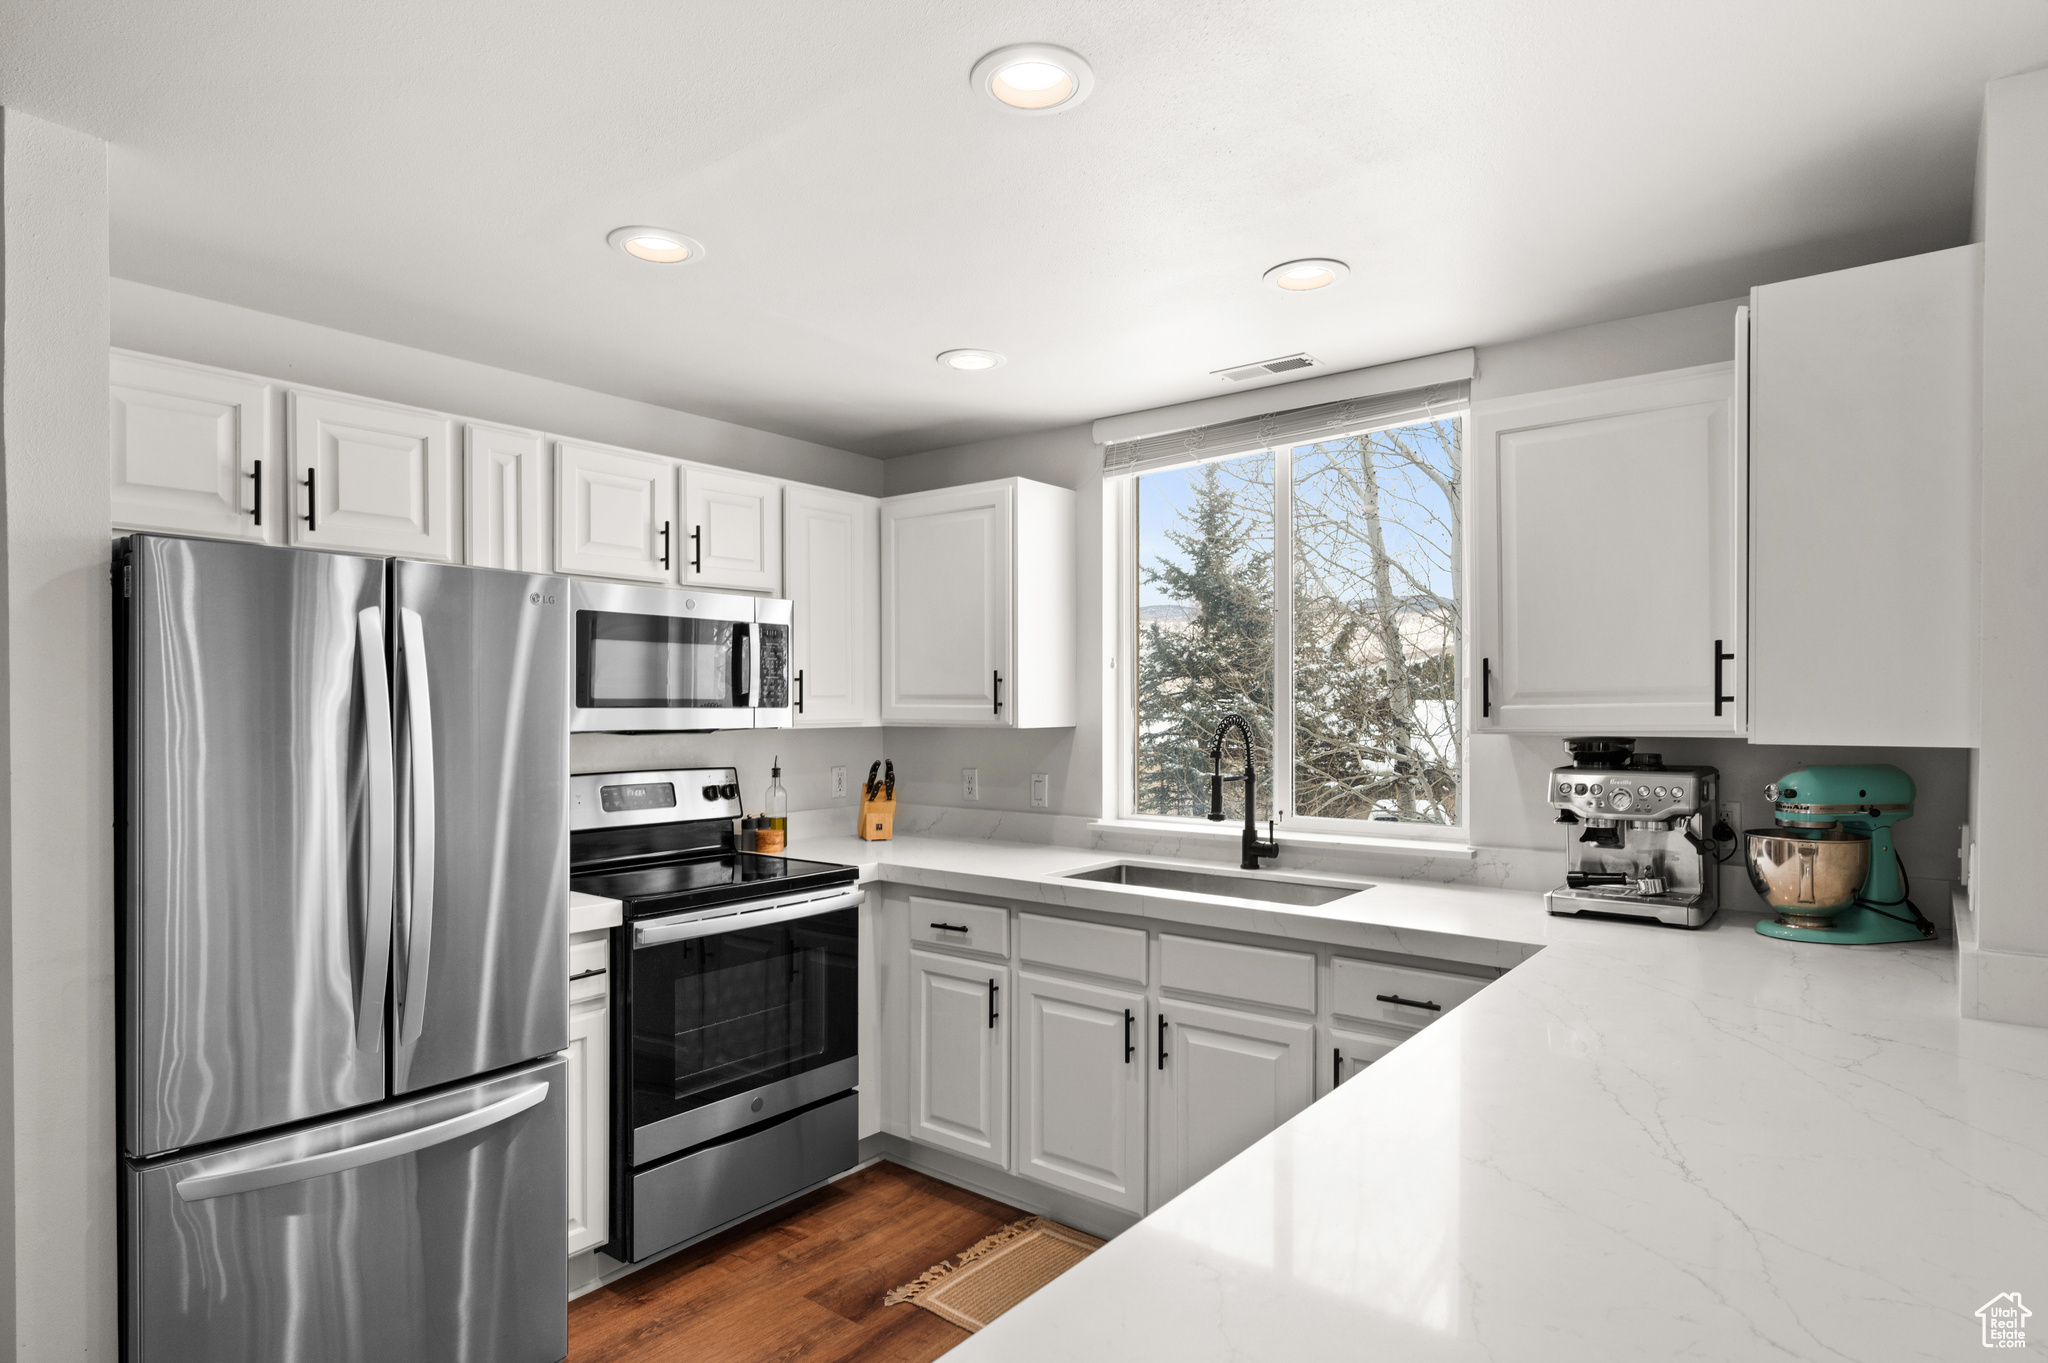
[173,1081,550,1203]
[397,607,438,1049]
[355,607,395,1053]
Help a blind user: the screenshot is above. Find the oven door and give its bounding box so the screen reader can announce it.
[627,892,859,1165]
[571,580,758,732]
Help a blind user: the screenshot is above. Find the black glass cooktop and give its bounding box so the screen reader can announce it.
[572,851,858,918]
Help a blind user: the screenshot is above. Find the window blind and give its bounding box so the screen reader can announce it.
[1101,379,1469,476]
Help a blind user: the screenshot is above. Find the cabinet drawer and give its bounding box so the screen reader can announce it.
[1017,913,1146,986]
[1159,934,1314,1014]
[570,938,609,1003]
[909,897,1009,958]
[1330,957,1489,1030]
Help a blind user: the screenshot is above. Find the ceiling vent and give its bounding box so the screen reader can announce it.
[1211,353,1320,383]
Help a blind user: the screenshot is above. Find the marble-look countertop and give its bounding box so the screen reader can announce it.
[569,889,621,935]
[785,831,2048,1362]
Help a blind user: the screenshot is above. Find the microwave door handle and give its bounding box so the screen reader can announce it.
[736,624,754,708]
[397,607,437,1049]
[355,607,395,1053]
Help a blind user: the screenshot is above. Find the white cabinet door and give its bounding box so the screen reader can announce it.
[464,424,546,571]
[682,467,782,593]
[288,391,458,561]
[1470,364,1741,735]
[910,949,1009,1168]
[555,440,677,583]
[565,960,610,1257]
[882,483,1014,725]
[110,352,275,541]
[1016,971,1145,1214]
[785,485,881,726]
[1748,246,1981,747]
[1319,1025,1403,1098]
[1151,999,1313,1206]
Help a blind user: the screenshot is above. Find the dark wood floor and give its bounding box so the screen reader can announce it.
[568,1162,1025,1363]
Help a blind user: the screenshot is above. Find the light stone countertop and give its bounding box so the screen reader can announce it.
[568,889,621,935]
[784,831,2048,1363]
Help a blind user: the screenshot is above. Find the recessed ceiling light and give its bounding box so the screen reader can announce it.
[970,44,1094,114]
[1264,258,1348,292]
[936,349,1006,371]
[607,226,705,265]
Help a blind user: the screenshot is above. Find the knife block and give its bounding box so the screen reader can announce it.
[858,788,895,841]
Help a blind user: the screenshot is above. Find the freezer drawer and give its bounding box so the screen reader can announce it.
[628,1090,856,1263]
[124,1058,567,1363]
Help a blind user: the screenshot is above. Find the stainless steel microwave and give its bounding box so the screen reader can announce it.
[570,581,792,732]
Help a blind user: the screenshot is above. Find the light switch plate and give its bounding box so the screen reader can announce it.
[963,768,979,801]
[1031,773,1049,808]
[831,766,847,800]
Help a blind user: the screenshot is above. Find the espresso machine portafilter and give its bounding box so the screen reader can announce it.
[1545,737,1724,929]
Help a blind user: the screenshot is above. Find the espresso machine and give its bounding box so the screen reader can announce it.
[1546,737,1721,928]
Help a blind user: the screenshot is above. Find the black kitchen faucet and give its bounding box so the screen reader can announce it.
[1208,712,1280,871]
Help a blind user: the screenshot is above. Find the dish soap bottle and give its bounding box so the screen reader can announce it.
[760,758,788,854]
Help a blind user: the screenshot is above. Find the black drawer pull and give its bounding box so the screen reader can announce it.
[1333,1047,1342,1090]
[928,922,969,933]
[1376,992,1442,1012]
[569,968,607,982]
[1713,638,1736,717]
[988,978,999,1029]
[302,466,317,532]
[249,459,263,526]
[1124,1009,1135,1064]
[1157,1013,1168,1070]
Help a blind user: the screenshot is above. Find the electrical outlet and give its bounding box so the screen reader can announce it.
[831,766,847,800]
[1715,801,1741,844]
[1031,773,1049,808]
[963,768,979,801]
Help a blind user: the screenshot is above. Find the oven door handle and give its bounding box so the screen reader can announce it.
[632,888,863,949]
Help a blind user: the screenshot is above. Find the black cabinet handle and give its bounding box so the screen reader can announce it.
[993,671,1003,716]
[1713,639,1735,716]
[691,526,703,572]
[570,967,606,982]
[249,459,263,526]
[1124,1009,1135,1064]
[1375,992,1442,1012]
[1333,1046,1342,1090]
[1481,657,1491,718]
[302,466,316,532]
[928,922,968,933]
[660,520,671,570]
[988,978,999,1030]
[1157,1013,1168,1070]
[795,669,805,714]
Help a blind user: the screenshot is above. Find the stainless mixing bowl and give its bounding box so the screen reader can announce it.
[1745,827,1871,926]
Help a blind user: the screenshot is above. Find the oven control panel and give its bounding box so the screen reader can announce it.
[571,767,743,831]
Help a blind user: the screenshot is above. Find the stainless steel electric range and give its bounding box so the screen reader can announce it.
[569,767,861,1264]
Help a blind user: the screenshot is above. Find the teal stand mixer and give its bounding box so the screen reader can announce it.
[1746,764,1936,943]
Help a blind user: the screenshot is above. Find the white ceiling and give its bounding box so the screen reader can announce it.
[6,1,2046,457]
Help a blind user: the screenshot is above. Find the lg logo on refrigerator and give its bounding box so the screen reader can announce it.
[529,593,557,605]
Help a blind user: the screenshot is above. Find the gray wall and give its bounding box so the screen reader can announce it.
[1,106,117,1356]
[111,279,886,497]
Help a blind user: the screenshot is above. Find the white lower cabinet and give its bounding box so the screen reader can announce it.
[910,949,1009,1168]
[564,936,610,1257]
[1015,971,1146,1214]
[1150,999,1314,1204]
[1322,1026,1403,1097]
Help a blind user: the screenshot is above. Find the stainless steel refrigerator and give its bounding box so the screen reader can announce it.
[116,534,571,1363]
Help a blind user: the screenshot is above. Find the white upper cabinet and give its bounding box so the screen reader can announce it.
[682,467,782,593]
[882,478,1076,728]
[1470,363,1742,735]
[288,390,458,561]
[1747,246,1981,747]
[111,351,276,542]
[554,439,678,584]
[1150,999,1313,1207]
[464,424,546,572]
[784,485,881,726]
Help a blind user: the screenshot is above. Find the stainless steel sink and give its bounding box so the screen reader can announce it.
[1062,862,1367,906]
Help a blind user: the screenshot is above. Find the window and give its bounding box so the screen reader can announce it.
[1125,413,1463,833]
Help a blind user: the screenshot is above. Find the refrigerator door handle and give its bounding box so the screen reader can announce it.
[173,1080,549,1202]
[397,606,437,1048]
[355,607,396,1053]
